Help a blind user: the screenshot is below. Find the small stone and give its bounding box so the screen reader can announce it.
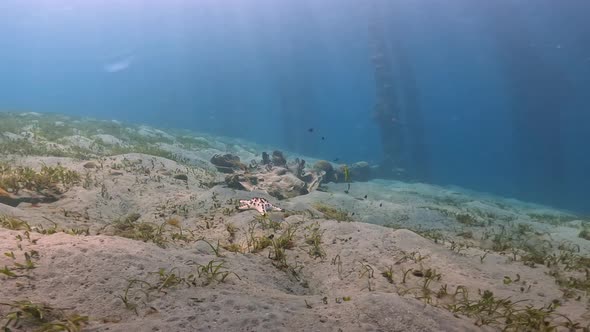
[173,174,188,181]
[83,161,97,169]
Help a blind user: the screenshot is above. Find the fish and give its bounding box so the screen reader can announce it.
[343,166,350,182]
[321,136,325,140]
[364,194,368,199]
[103,55,134,73]
[237,197,284,215]
[308,128,314,133]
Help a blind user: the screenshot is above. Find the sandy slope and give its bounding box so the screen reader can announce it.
[1,227,492,332]
[1,118,589,331]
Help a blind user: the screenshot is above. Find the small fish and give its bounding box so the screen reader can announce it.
[364,194,367,199]
[343,166,350,182]
[103,55,134,73]
[333,158,339,162]
[308,128,314,133]
[351,212,355,216]
[321,136,325,140]
[379,203,383,207]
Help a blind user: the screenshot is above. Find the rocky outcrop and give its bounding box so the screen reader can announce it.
[313,160,335,183]
[210,154,247,173]
[271,151,286,166]
[350,161,372,181]
[217,151,324,200]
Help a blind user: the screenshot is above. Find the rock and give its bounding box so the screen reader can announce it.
[173,174,188,181]
[265,173,308,199]
[225,174,247,190]
[271,151,286,166]
[210,154,247,173]
[0,187,59,207]
[83,161,98,169]
[350,161,371,181]
[287,158,306,179]
[219,151,325,199]
[313,160,335,183]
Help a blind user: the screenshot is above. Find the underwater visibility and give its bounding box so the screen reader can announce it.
[1,1,590,331]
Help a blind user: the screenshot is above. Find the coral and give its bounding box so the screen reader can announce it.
[288,158,306,179]
[261,152,270,165]
[271,150,286,166]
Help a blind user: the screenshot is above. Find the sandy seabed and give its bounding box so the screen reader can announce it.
[1,114,589,331]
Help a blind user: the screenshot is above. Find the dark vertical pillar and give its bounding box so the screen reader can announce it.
[368,2,430,181]
[390,34,430,181]
[367,7,404,173]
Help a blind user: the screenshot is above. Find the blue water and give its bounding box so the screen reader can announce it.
[1,0,589,213]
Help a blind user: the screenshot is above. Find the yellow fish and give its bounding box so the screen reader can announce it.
[343,165,350,183]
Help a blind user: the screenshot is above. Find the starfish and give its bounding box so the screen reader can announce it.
[238,197,284,215]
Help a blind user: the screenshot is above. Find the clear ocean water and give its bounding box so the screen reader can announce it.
[1,0,589,213]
